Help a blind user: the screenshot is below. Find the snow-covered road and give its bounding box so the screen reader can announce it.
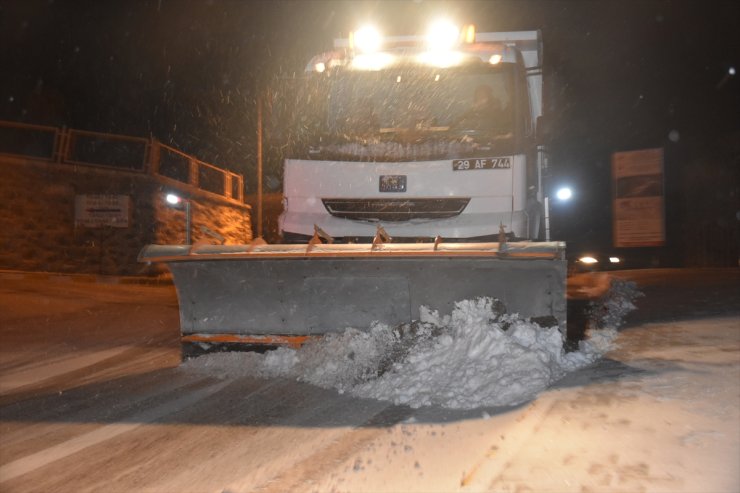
[0,269,738,492]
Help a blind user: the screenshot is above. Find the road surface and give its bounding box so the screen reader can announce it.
[1,268,738,492]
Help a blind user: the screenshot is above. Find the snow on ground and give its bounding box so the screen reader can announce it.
[183,278,642,409]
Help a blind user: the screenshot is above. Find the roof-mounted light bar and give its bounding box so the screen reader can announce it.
[463,24,476,44]
[347,21,475,53]
[319,22,508,72]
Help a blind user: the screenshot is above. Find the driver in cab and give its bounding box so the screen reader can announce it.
[454,84,508,131]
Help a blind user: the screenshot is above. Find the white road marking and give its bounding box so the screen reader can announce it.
[0,379,230,483]
[0,346,132,393]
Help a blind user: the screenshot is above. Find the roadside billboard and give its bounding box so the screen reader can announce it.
[612,148,665,247]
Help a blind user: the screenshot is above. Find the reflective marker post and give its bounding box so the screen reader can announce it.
[544,196,551,242]
[185,200,191,245]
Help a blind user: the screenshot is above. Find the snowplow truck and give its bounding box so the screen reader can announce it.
[139,26,567,358]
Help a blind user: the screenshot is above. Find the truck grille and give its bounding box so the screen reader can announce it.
[322,198,470,222]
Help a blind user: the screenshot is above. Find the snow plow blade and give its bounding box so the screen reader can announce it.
[139,241,566,354]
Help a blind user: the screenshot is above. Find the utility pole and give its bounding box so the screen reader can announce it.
[256,95,263,239]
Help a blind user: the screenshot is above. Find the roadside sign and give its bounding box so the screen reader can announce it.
[612,148,665,247]
[75,194,130,228]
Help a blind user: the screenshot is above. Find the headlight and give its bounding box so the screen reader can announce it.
[426,20,459,51]
[352,25,382,53]
[578,256,598,264]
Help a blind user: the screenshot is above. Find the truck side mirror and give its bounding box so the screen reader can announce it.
[536,115,551,144]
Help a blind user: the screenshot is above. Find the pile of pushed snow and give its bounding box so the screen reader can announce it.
[589,277,643,330]
[183,279,641,409]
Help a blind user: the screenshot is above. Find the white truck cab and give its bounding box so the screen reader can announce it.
[280,25,546,243]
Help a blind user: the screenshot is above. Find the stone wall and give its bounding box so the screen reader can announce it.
[0,156,252,275]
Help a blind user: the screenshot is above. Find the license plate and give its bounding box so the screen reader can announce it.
[452,157,511,171]
[379,175,407,192]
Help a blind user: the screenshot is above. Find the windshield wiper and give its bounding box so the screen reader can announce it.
[379,126,451,134]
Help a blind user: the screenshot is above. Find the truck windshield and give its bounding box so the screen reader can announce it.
[327,65,514,139]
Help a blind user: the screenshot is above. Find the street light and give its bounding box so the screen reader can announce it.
[165,193,191,245]
[544,186,573,241]
[717,66,736,89]
[556,187,573,201]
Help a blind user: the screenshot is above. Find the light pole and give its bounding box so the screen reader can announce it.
[165,193,191,245]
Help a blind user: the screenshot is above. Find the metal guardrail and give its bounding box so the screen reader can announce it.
[65,129,150,171]
[0,120,244,202]
[0,121,59,161]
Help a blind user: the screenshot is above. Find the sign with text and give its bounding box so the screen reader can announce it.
[75,194,131,228]
[612,148,665,247]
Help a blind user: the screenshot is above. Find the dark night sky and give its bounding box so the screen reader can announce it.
[1,0,738,260]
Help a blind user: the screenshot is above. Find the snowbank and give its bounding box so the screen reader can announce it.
[183,278,641,409]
